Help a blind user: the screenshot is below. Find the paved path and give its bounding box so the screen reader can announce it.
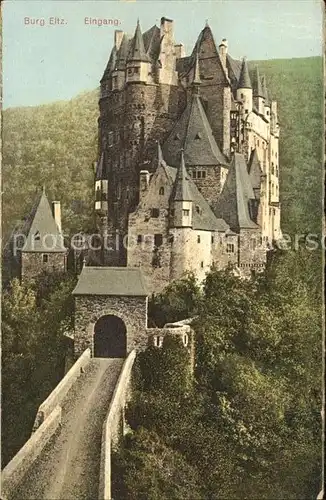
[14,358,123,500]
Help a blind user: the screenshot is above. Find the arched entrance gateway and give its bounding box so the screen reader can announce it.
[93,315,127,358]
[72,266,149,358]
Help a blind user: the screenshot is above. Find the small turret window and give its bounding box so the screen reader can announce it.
[226,243,235,253]
[200,261,204,268]
[183,209,190,216]
[197,235,201,243]
[159,187,164,195]
[196,205,200,214]
[154,234,163,247]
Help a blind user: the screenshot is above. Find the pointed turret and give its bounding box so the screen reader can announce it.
[248,148,263,197]
[126,20,150,83]
[238,58,252,89]
[127,19,149,63]
[170,150,193,228]
[101,46,117,84]
[236,58,253,113]
[252,66,263,97]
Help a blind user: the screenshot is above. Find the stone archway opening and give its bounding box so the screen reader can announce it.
[93,315,127,358]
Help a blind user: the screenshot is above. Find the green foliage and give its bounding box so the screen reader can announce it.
[116,249,322,499]
[1,273,77,466]
[148,272,202,327]
[112,428,203,500]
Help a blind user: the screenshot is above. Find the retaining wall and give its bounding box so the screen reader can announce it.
[98,350,136,500]
[1,406,61,500]
[32,348,91,431]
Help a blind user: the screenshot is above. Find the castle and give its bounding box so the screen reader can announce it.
[5,16,281,295]
[94,17,281,293]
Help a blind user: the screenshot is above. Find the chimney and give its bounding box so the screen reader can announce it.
[52,201,62,233]
[160,17,174,36]
[114,30,124,50]
[219,38,228,69]
[174,43,185,59]
[139,170,150,200]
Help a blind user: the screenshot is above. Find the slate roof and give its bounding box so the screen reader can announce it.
[238,58,252,89]
[96,151,109,180]
[252,66,264,97]
[101,46,117,82]
[142,25,161,62]
[261,75,270,103]
[21,189,66,253]
[127,20,149,63]
[116,34,130,70]
[72,266,148,296]
[162,92,228,168]
[171,150,193,202]
[165,165,229,232]
[248,149,263,196]
[226,54,242,82]
[215,153,258,232]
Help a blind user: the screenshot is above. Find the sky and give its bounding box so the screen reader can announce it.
[2,0,323,108]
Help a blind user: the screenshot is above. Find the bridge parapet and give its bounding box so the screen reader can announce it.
[98,350,137,500]
[32,348,91,431]
[1,406,62,500]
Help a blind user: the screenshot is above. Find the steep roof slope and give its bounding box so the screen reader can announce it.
[21,190,66,252]
[215,153,258,232]
[72,266,148,296]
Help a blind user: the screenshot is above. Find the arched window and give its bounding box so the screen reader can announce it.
[159,187,164,195]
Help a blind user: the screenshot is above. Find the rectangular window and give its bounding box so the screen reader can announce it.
[154,234,163,247]
[151,208,160,218]
[226,243,235,253]
[200,261,204,268]
[183,209,190,216]
[197,235,201,243]
[134,67,139,74]
[42,254,48,263]
[192,171,197,179]
[197,171,202,179]
[211,235,214,244]
[137,235,143,244]
[202,171,206,179]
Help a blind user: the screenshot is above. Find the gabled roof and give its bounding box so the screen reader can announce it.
[127,20,149,63]
[171,150,193,202]
[261,75,270,104]
[215,153,258,232]
[248,149,263,195]
[116,34,130,70]
[162,93,228,168]
[72,266,148,296]
[252,66,264,97]
[238,58,252,89]
[101,46,117,82]
[21,189,66,253]
[96,151,109,180]
[142,25,161,61]
[165,165,229,232]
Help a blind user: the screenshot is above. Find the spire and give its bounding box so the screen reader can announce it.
[261,75,270,104]
[116,34,129,70]
[238,57,252,89]
[157,140,163,164]
[128,19,149,62]
[191,51,201,91]
[172,150,192,202]
[253,66,264,97]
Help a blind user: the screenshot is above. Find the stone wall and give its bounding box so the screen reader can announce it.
[74,295,148,357]
[1,407,62,500]
[32,349,91,431]
[239,228,266,274]
[21,251,66,279]
[98,350,136,500]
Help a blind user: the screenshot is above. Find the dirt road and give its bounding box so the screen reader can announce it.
[14,358,123,500]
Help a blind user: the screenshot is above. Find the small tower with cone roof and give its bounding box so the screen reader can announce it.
[237,57,253,113]
[252,66,264,115]
[170,149,193,228]
[126,19,150,84]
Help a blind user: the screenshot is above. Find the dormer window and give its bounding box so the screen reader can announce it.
[159,187,164,195]
[195,133,201,140]
[34,231,40,241]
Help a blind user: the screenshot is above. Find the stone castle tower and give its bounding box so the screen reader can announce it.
[94,17,281,292]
